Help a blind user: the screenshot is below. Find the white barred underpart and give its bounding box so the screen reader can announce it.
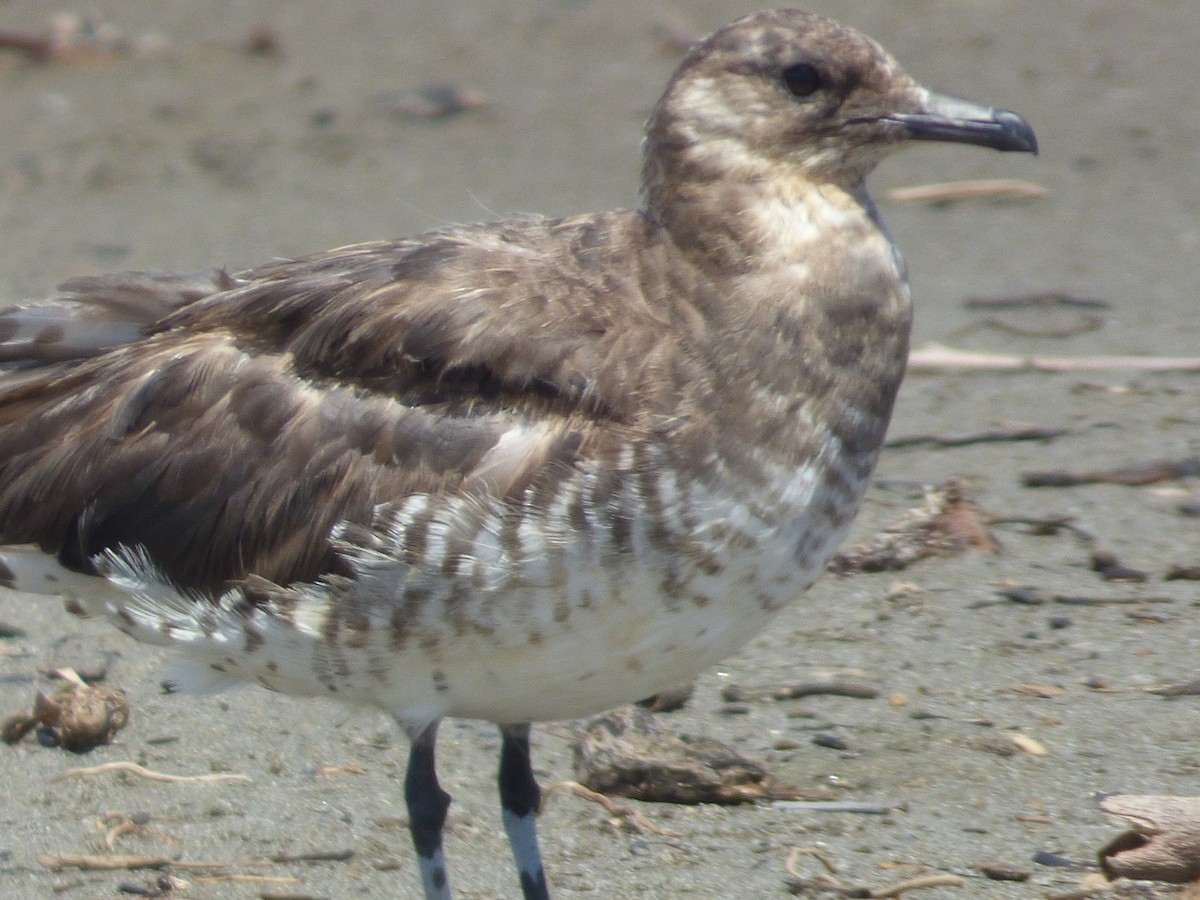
[7,439,866,726]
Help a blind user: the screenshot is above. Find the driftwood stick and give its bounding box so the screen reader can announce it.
[49,761,251,784]
[884,179,1048,203]
[1098,793,1200,883]
[907,343,1200,374]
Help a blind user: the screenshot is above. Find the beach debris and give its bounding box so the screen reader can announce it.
[986,514,1092,540]
[885,178,1048,204]
[1165,564,1200,581]
[1023,457,1200,488]
[721,673,879,703]
[976,862,1031,882]
[98,811,172,852]
[907,343,1200,374]
[1013,682,1066,699]
[1010,733,1049,757]
[49,761,250,784]
[0,13,170,63]
[812,731,850,751]
[1144,680,1200,698]
[113,873,187,897]
[241,24,282,58]
[543,781,677,836]
[1098,794,1200,884]
[308,762,367,777]
[0,620,26,638]
[951,311,1104,340]
[962,291,1111,312]
[783,845,966,899]
[954,291,1111,342]
[2,669,128,752]
[773,801,903,814]
[1033,850,1092,869]
[1054,594,1172,607]
[572,706,818,804]
[268,847,354,863]
[636,680,695,712]
[1090,551,1149,583]
[829,478,996,574]
[885,425,1066,449]
[372,83,487,120]
[997,585,1047,605]
[39,853,174,872]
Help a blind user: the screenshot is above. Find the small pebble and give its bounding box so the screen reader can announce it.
[1000,585,1045,605]
[977,862,1031,882]
[374,83,487,120]
[1090,550,1148,582]
[719,684,746,702]
[812,732,848,750]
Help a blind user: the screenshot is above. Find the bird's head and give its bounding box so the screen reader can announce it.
[643,9,1036,195]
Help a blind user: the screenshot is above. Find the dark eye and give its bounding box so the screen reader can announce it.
[782,63,821,98]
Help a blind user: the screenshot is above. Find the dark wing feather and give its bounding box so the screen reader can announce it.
[157,212,696,419]
[0,211,703,593]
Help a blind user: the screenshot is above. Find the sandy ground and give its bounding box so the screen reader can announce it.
[1,1,1199,897]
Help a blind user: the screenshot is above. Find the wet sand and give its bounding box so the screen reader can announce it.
[1,1,1199,897]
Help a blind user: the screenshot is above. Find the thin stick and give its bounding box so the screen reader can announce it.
[544,780,680,837]
[38,853,172,871]
[773,800,899,814]
[885,179,1048,203]
[908,343,1200,374]
[50,761,251,784]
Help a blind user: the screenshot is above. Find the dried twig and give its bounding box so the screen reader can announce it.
[1144,680,1200,698]
[907,343,1200,374]
[268,848,354,863]
[1054,595,1173,606]
[544,780,679,836]
[1023,457,1200,488]
[885,179,1048,203]
[723,677,879,702]
[50,761,250,784]
[38,854,173,872]
[951,313,1104,340]
[885,426,1066,449]
[963,291,1111,311]
[773,800,901,814]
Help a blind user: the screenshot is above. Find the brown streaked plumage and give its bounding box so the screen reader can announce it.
[0,10,1036,899]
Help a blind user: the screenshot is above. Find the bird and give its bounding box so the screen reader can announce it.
[0,9,1035,899]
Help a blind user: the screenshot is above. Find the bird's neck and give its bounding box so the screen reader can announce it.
[638,157,914,499]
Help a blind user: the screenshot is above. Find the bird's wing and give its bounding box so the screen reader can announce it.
[0,212,697,593]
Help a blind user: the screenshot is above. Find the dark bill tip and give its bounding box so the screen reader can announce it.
[890,92,1038,155]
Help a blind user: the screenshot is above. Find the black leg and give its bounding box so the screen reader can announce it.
[498,723,550,899]
[406,723,453,900]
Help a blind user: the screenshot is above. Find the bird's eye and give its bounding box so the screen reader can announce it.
[781,63,821,99]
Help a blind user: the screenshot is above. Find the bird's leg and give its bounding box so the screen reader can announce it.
[405,722,453,900]
[498,723,550,899]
